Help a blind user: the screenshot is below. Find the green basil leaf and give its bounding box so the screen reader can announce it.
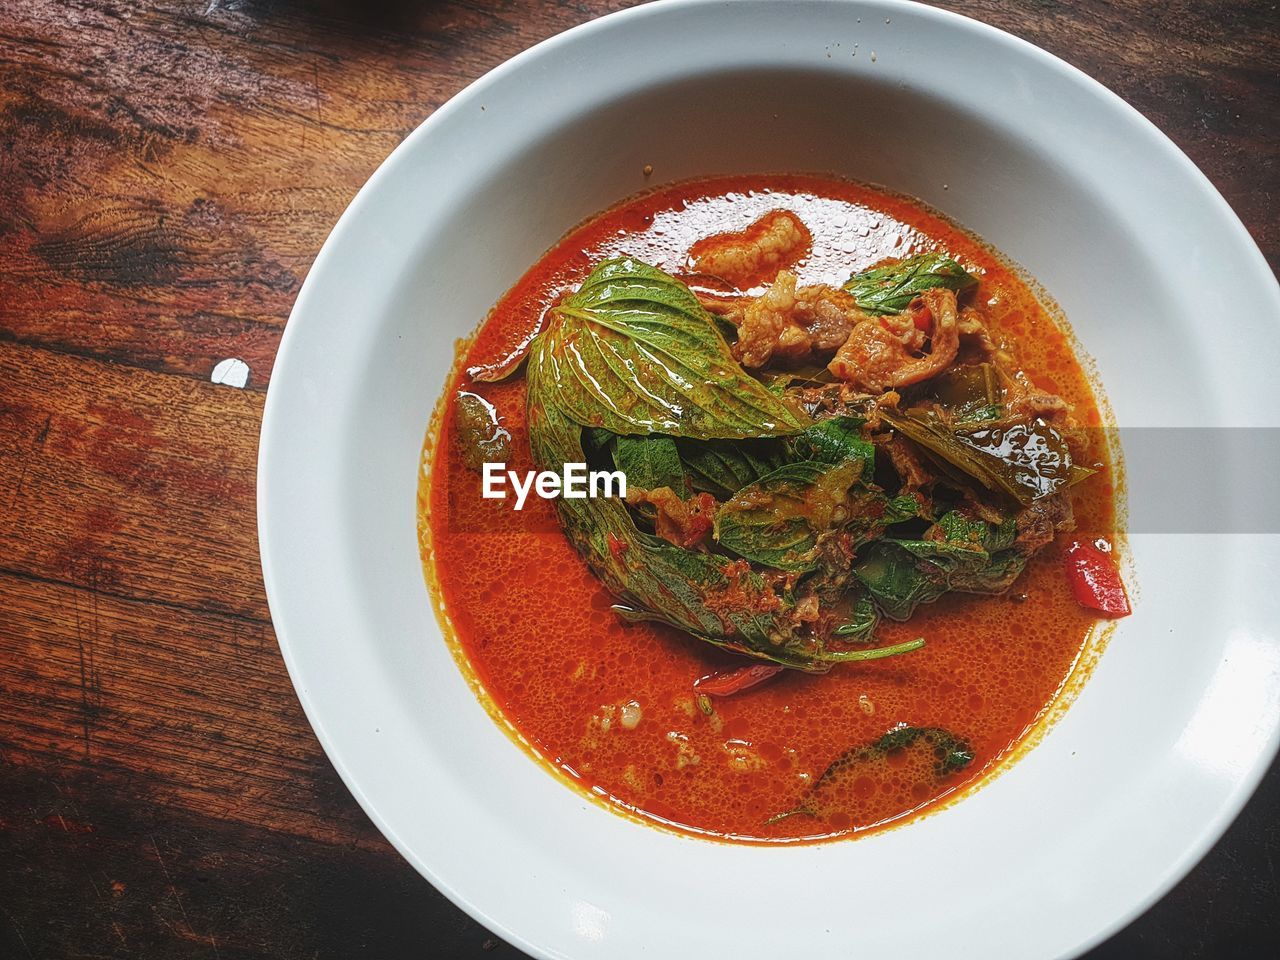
[676,438,786,498]
[888,538,1028,595]
[954,419,1089,502]
[611,604,922,670]
[870,725,975,776]
[843,253,978,316]
[453,391,511,471]
[545,258,808,439]
[854,540,950,620]
[592,429,784,499]
[714,461,855,572]
[767,725,974,825]
[714,457,907,573]
[527,343,843,668]
[884,494,922,525]
[832,593,879,641]
[856,509,1027,619]
[581,426,616,457]
[924,362,1004,423]
[788,416,874,480]
[527,277,923,672]
[934,509,1017,553]
[948,549,1027,594]
[529,353,764,641]
[710,416,878,570]
[891,538,985,569]
[612,434,689,495]
[881,408,1091,506]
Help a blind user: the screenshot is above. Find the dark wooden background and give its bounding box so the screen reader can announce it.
[1,1,1275,957]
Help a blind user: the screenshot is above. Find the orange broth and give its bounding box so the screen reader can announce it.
[421,175,1116,843]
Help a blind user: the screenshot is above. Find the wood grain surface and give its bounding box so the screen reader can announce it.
[1,1,1276,957]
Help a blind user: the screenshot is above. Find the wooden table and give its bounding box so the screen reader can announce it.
[1,1,1275,956]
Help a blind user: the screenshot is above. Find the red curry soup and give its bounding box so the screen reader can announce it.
[421,174,1127,843]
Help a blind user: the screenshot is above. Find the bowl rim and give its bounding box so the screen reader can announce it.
[258,2,1280,957]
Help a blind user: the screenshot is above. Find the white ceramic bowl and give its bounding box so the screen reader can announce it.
[258,1,1280,956]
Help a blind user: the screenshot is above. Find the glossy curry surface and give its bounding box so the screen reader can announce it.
[423,175,1115,842]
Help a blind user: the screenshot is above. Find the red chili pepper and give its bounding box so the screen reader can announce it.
[1063,539,1130,617]
[693,663,783,697]
[606,533,629,560]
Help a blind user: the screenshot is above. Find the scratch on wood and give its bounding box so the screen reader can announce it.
[149,834,189,922]
[149,834,221,959]
[0,908,35,960]
[90,561,101,703]
[72,588,92,759]
[8,414,52,509]
[54,775,84,818]
[65,562,108,760]
[312,60,323,127]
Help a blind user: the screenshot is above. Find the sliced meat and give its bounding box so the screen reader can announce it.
[949,492,1010,527]
[627,487,718,549]
[786,382,879,419]
[689,209,812,288]
[1014,492,1076,553]
[1009,390,1072,421]
[998,368,1077,431]
[876,433,934,494]
[956,306,999,362]
[703,270,865,368]
[828,287,960,391]
[792,594,822,623]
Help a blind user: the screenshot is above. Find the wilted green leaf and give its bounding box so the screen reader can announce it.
[881,408,1092,506]
[544,258,808,439]
[843,253,978,316]
[767,725,974,824]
